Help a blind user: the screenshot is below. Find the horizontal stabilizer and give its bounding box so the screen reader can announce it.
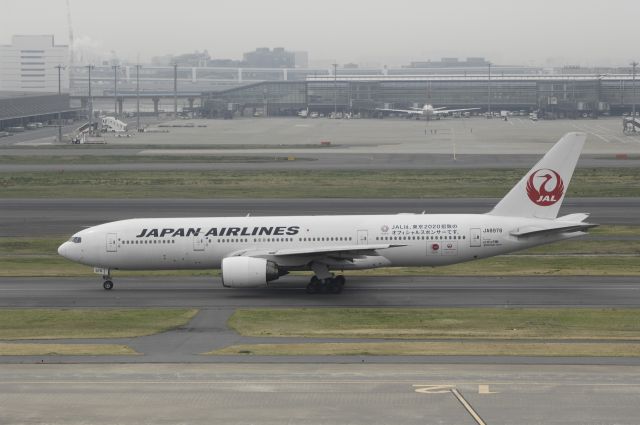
[557,213,590,222]
[510,222,598,237]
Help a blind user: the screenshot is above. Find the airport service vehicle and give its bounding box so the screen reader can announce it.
[58,132,595,294]
[376,104,479,119]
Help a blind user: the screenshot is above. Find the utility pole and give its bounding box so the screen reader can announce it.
[632,61,638,129]
[55,65,65,143]
[136,64,142,131]
[173,63,178,118]
[86,65,94,133]
[112,64,120,118]
[332,62,338,117]
[263,88,268,118]
[487,62,492,117]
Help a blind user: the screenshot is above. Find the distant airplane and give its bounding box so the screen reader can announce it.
[58,133,594,294]
[376,104,479,119]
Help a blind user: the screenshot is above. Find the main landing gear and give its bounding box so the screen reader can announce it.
[306,262,345,294]
[306,275,346,294]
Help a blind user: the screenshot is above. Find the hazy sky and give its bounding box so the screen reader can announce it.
[2,0,638,67]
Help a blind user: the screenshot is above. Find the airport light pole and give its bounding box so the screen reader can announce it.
[85,65,94,133]
[632,61,638,128]
[333,62,338,117]
[136,64,142,131]
[112,65,120,118]
[263,88,268,118]
[487,62,492,117]
[173,63,178,118]
[54,65,65,143]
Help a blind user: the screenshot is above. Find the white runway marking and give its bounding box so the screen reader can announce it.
[451,388,487,425]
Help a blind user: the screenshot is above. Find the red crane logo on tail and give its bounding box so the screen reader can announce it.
[526,169,564,206]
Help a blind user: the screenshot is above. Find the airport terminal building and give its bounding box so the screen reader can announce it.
[62,61,639,120]
[0,91,76,131]
[201,74,640,118]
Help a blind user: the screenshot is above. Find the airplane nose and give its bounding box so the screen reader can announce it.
[58,242,70,258]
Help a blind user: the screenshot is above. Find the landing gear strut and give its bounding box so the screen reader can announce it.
[306,275,345,294]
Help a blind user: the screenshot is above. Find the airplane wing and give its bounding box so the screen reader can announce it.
[230,243,406,259]
[432,107,480,115]
[375,108,423,115]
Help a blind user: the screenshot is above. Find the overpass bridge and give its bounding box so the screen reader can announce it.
[71,90,206,115]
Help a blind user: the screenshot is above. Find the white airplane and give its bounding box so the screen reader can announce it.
[376,104,479,119]
[58,132,595,294]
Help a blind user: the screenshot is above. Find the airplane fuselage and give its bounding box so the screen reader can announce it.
[56,132,593,293]
[59,213,581,272]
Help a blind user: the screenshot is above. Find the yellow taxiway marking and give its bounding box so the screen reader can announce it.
[412,384,454,394]
[478,384,498,394]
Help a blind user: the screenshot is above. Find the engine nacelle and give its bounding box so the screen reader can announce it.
[221,256,281,288]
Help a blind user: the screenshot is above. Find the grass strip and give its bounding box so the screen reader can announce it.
[0,309,198,339]
[0,343,138,356]
[228,308,640,340]
[590,225,640,237]
[354,256,640,276]
[0,155,308,164]
[208,341,640,357]
[1,168,639,198]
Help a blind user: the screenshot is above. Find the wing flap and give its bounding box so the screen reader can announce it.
[273,243,405,256]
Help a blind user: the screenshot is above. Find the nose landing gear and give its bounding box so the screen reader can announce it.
[100,269,114,290]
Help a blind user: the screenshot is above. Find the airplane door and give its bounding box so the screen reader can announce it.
[106,233,118,252]
[470,228,481,247]
[193,235,205,251]
[357,230,368,245]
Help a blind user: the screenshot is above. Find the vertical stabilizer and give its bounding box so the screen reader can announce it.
[488,132,586,219]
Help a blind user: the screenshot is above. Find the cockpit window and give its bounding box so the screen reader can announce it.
[69,237,82,243]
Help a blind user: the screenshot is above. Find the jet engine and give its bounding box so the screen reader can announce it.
[221,257,281,288]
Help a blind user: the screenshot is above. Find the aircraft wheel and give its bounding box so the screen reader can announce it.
[319,279,332,294]
[103,280,114,290]
[306,276,320,294]
[329,281,342,294]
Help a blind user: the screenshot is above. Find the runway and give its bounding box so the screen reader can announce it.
[2,363,639,425]
[1,197,637,237]
[1,275,639,308]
